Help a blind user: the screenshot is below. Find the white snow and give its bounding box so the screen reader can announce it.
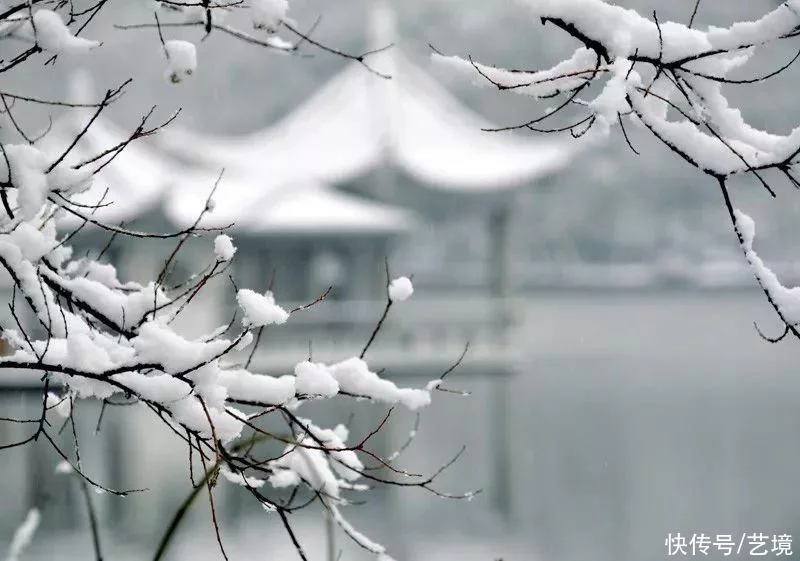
[80,261,137,290]
[164,40,197,84]
[433,0,800,178]
[44,270,170,332]
[268,469,301,488]
[236,289,290,327]
[66,332,116,373]
[388,276,413,302]
[591,58,636,135]
[249,0,288,33]
[54,460,74,475]
[0,13,27,40]
[31,10,100,53]
[45,392,72,418]
[213,234,237,261]
[164,173,416,235]
[269,438,342,499]
[48,359,117,400]
[6,508,40,561]
[735,210,800,325]
[220,465,266,489]
[153,45,575,198]
[233,330,254,351]
[328,357,432,410]
[329,502,386,554]
[294,360,339,397]
[171,398,244,444]
[433,47,598,99]
[6,222,59,264]
[133,320,230,373]
[2,144,49,220]
[111,372,193,404]
[425,379,443,392]
[299,419,364,481]
[159,4,207,25]
[218,368,296,405]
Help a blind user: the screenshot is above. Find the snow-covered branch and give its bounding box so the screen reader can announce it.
[434,0,800,340]
[0,2,469,559]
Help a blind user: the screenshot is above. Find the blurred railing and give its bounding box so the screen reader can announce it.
[239,296,525,378]
[0,296,525,390]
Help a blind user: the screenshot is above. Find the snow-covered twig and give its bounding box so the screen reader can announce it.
[435,0,800,341]
[0,2,477,559]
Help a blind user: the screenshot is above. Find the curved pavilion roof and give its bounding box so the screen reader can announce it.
[46,72,416,236]
[162,170,416,235]
[157,6,576,197]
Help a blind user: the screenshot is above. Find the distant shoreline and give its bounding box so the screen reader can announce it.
[409,260,800,293]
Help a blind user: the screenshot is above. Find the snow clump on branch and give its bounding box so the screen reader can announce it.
[388,276,413,302]
[164,39,197,83]
[213,234,237,261]
[249,0,289,33]
[30,9,100,53]
[236,288,290,326]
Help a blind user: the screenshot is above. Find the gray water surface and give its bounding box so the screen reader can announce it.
[4,290,800,561]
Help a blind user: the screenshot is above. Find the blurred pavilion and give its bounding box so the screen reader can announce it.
[0,2,577,529]
[34,2,578,380]
[157,5,573,297]
[149,3,576,375]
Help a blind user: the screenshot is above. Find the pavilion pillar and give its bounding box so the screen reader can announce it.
[488,204,512,303]
[487,202,513,522]
[346,241,380,300]
[287,243,313,301]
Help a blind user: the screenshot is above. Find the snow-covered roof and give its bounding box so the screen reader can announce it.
[41,74,177,228]
[157,6,575,194]
[164,170,417,235]
[47,72,415,236]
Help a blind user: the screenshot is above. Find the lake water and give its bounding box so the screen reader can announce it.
[389,290,800,561]
[4,290,800,561]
